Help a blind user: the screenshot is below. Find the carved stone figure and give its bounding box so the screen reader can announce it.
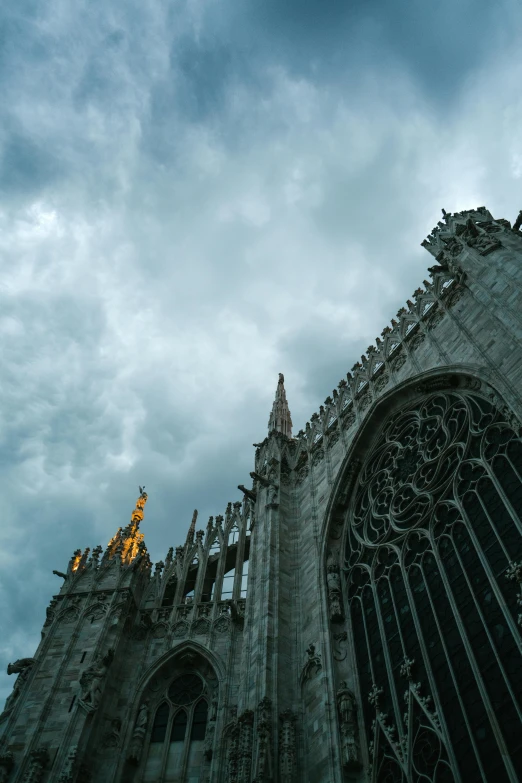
[301,644,322,684]
[128,702,149,765]
[204,698,218,760]
[279,710,297,783]
[237,710,254,783]
[255,697,273,781]
[2,659,35,714]
[336,682,360,770]
[326,554,344,622]
[79,650,113,711]
[22,748,49,783]
[58,746,78,782]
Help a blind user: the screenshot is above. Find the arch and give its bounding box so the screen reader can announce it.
[326,369,522,782]
[126,644,221,782]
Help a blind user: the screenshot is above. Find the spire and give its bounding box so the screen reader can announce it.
[185,509,198,548]
[105,487,148,565]
[268,373,292,437]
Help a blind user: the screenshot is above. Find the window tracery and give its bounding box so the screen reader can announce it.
[142,673,213,782]
[343,390,522,782]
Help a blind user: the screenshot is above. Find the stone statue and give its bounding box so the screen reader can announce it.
[336,682,360,770]
[79,650,113,710]
[128,702,149,765]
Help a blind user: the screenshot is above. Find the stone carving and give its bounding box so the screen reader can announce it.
[279,710,297,783]
[443,236,463,258]
[238,710,254,782]
[460,218,501,255]
[333,631,348,662]
[374,372,389,392]
[328,429,340,448]
[390,352,406,372]
[300,644,322,684]
[230,599,246,628]
[410,332,426,351]
[58,745,78,782]
[0,752,14,783]
[192,617,211,635]
[78,649,113,711]
[267,483,279,506]
[172,620,189,638]
[446,286,466,307]
[133,611,153,640]
[2,659,35,715]
[22,748,49,783]
[327,552,344,622]
[102,718,122,749]
[342,411,356,429]
[214,616,231,634]
[204,697,218,760]
[295,465,309,485]
[224,710,240,783]
[255,697,273,781]
[336,682,360,770]
[426,308,445,330]
[152,623,167,639]
[312,448,324,467]
[43,598,58,627]
[128,701,149,765]
[505,561,522,627]
[358,393,371,411]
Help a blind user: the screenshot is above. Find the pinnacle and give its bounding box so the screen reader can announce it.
[268,373,292,437]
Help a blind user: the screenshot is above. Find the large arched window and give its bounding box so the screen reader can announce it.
[343,390,522,782]
[143,674,212,782]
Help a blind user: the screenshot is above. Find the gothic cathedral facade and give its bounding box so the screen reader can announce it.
[1,206,522,783]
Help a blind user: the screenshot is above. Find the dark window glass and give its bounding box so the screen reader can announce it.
[190,700,208,741]
[151,702,169,743]
[170,710,187,742]
[168,674,203,705]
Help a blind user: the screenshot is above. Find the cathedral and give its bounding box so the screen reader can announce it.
[1,205,522,783]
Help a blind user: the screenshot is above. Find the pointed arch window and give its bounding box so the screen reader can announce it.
[341,389,522,782]
[143,674,214,782]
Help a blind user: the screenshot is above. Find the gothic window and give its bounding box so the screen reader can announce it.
[343,390,522,782]
[183,557,199,601]
[143,674,211,782]
[162,577,177,607]
[221,566,235,599]
[240,560,249,598]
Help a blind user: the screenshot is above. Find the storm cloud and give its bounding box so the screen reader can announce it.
[1,0,522,701]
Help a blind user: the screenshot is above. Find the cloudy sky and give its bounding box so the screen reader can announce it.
[1,0,522,702]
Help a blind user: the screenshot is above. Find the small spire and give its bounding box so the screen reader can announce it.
[268,373,293,437]
[185,509,198,547]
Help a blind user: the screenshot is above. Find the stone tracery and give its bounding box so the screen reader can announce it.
[341,387,522,782]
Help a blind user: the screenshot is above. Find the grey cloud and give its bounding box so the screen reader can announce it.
[1,0,522,705]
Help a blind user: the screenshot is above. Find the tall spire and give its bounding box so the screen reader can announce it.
[268,373,293,437]
[105,487,148,565]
